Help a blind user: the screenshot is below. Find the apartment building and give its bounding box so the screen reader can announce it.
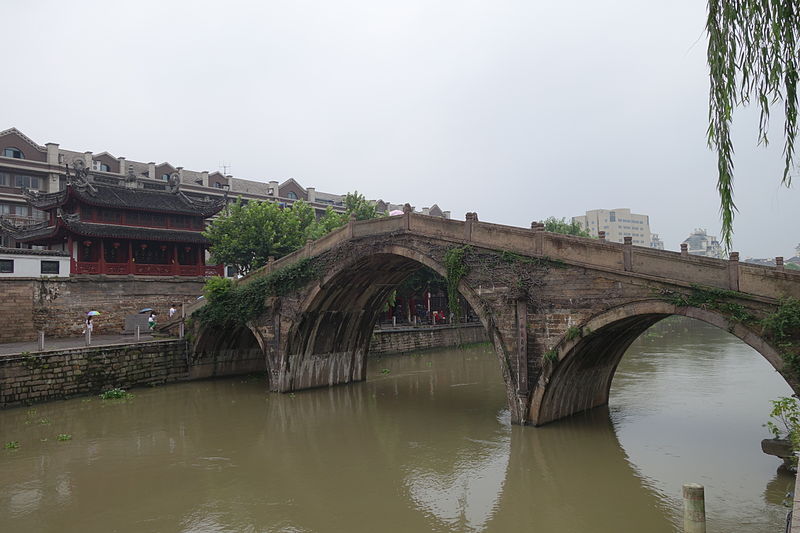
[572,208,653,247]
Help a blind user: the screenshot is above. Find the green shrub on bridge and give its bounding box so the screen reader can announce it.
[197,258,319,327]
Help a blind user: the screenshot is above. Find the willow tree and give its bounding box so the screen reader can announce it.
[707,1,799,248]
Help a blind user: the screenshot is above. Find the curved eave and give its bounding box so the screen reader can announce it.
[62,219,210,244]
[22,188,70,210]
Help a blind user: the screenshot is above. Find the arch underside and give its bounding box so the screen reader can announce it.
[283,249,501,392]
[530,301,789,426]
[191,323,266,379]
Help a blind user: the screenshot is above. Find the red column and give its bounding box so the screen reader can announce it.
[172,244,178,275]
[68,236,75,275]
[128,240,134,275]
[98,239,105,274]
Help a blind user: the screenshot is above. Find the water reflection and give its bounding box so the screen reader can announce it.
[0,321,794,533]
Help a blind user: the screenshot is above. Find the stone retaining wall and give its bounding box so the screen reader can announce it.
[0,325,488,408]
[369,323,488,355]
[0,277,206,343]
[0,340,188,407]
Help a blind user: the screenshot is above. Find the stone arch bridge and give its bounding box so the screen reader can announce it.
[188,210,800,426]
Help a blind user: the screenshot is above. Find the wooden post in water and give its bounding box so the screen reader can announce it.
[683,483,706,533]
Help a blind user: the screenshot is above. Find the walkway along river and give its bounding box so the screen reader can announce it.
[0,317,794,532]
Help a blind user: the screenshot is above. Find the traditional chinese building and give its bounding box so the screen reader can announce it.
[7,162,226,277]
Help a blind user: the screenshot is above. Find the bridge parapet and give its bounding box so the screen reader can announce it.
[225,212,799,301]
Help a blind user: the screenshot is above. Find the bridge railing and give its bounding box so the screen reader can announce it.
[191,212,799,317]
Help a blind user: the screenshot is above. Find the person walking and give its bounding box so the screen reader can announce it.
[168,304,177,319]
[82,315,93,335]
[148,312,157,331]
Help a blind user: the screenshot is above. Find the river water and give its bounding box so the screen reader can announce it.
[0,318,794,532]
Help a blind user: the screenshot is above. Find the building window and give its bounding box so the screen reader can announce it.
[286,191,298,199]
[14,175,41,189]
[609,211,616,222]
[41,261,60,275]
[161,173,171,181]
[214,182,224,189]
[3,147,23,159]
[0,259,13,273]
[92,161,111,172]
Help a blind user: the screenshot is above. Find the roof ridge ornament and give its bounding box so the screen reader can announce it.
[66,159,97,196]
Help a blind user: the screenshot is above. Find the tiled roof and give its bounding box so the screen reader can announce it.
[24,182,226,217]
[62,220,209,243]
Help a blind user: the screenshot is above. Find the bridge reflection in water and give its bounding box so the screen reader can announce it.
[0,319,792,532]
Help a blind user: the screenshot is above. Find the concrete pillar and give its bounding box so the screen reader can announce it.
[176,167,184,183]
[728,252,740,291]
[38,330,45,351]
[347,213,356,239]
[530,222,544,254]
[199,171,209,187]
[148,162,156,179]
[307,187,316,203]
[515,299,529,422]
[269,181,279,196]
[305,238,313,258]
[682,483,706,533]
[776,257,785,271]
[118,157,126,174]
[598,230,606,241]
[681,243,689,257]
[83,151,92,169]
[623,236,633,272]
[45,143,59,165]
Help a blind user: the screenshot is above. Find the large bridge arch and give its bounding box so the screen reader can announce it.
[529,299,791,426]
[281,244,514,402]
[191,322,268,379]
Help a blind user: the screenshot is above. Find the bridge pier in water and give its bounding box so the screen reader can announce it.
[188,211,800,426]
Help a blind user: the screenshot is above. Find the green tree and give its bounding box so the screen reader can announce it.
[204,199,311,275]
[707,2,799,248]
[305,206,347,240]
[542,216,591,237]
[343,191,381,221]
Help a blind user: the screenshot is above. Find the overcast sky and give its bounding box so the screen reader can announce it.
[4,0,798,258]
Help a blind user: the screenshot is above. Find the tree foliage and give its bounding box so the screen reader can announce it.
[542,216,591,237]
[707,1,799,248]
[204,192,383,275]
[203,199,315,275]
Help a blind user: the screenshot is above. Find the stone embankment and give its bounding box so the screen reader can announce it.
[0,325,487,408]
[370,323,487,355]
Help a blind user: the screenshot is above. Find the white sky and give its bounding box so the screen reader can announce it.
[4,0,798,258]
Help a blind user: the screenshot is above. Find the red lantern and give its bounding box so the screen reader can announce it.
[140,243,148,250]
[184,246,192,253]
[159,245,167,252]
[83,240,92,247]
[112,242,121,249]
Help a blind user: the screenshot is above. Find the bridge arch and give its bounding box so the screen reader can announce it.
[281,244,511,394]
[529,299,789,426]
[192,322,268,378]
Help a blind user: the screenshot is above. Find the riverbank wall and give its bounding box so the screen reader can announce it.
[0,325,488,408]
[0,277,206,343]
[370,323,487,355]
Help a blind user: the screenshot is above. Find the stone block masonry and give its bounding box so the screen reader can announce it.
[0,276,206,343]
[370,324,488,356]
[0,340,188,408]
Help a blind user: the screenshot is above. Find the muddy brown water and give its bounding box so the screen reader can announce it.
[0,318,794,532]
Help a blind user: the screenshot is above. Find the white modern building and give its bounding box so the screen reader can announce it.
[572,208,653,247]
[682,228,723,258]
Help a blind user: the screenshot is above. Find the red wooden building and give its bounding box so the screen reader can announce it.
[10,165,226,277]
